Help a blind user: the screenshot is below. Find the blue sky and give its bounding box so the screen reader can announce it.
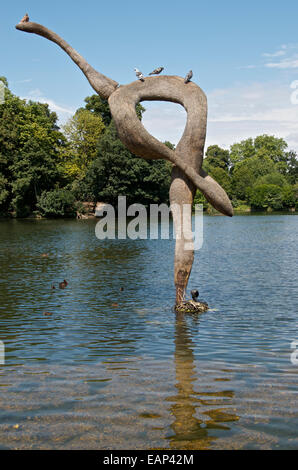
[3,0,298,150]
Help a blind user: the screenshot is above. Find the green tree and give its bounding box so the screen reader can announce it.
[37,189,77,218]
[281,185,296,208]
[207,166,232,197]
[62,108,105,178]
[248,184,283,210]
[0,81,64,216]
[204,145,230,171]
[254,135,288,164]
[77,121,171,206]
[230,135,292,169]
[255,172,288,187]
[232,154,276,200]
[0,174,9,214]
[285,151,298,184]
[84,95,112,126]
[0,77,8,87]
[230,138,255,166]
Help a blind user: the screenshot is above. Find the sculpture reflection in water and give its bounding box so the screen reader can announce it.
[167,312,239,450]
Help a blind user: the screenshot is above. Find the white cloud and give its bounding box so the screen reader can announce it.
[237,65,257,70]
[262,44,298,69]
[263,50,286,58]
[21,89,75,124]
[142,102,187,144]
[266,59,298,69]
[12,79,33,84]
[207,82,298,150]
[142,81,298,152]
[239,45,297,71]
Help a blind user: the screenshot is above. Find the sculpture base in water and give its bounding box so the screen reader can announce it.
[175,300,209,314]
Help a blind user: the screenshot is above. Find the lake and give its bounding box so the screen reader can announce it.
[0,215,297,449]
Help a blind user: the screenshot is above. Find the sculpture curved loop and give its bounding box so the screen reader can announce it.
[109,77,233,217]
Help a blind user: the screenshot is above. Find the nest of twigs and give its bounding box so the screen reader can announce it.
[175,299,209,314]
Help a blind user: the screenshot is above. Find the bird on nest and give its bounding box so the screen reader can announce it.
[175,289,208,314]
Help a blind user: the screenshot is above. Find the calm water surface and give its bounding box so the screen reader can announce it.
[0,215,297,449]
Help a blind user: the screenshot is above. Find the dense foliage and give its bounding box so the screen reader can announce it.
[0,77,297,217]
[72,96,172,207]
[195,137,298,212]
[36,189,78,218]
[0,77,65,216]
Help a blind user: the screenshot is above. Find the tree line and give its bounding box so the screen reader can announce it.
[0,77,297,218]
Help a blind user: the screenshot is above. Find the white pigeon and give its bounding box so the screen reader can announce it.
[134,68,145,82]
[184,70,193,84]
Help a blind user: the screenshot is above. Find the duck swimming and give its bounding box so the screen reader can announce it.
[59,280,68,289]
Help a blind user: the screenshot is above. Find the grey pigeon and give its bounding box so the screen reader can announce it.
[184,70,193,84]
[134,68,145,82]
[149,67,164,75]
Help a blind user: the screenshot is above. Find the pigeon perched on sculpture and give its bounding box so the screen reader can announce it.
[134,68,145,82]
[149,67,164,75]
[184,70,193,84]
[20,13,29,23]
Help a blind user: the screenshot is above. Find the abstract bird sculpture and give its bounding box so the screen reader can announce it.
[16,15,233,307]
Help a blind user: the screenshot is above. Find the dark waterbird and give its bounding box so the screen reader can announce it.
[175,289,209,314]
[191,289,199,301]
[59,280,68,289]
